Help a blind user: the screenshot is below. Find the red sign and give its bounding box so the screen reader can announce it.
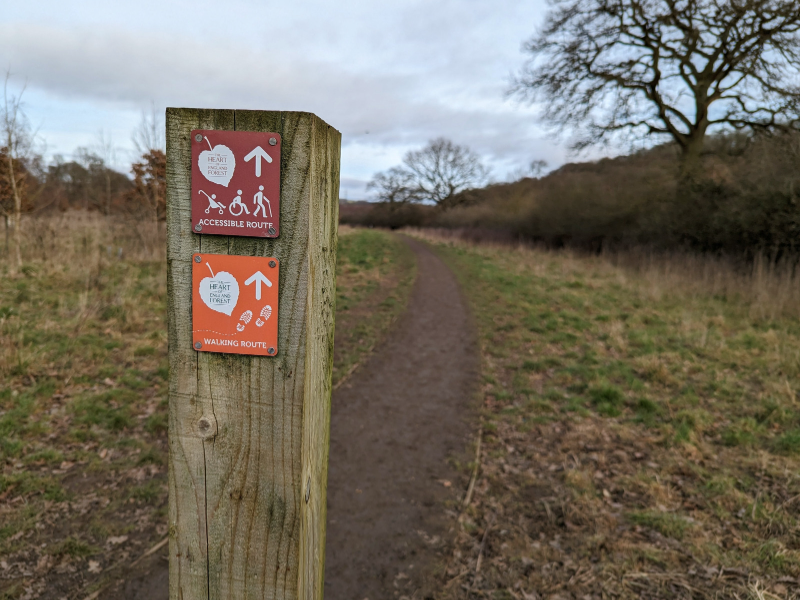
[191,130,281,238]
[192,253,279,356]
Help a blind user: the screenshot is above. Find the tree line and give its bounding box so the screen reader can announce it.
[360,0,800,257]
[347,129,800,257]
[0,81,166,268]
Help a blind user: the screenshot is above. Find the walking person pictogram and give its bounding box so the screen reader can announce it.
[229,190,250,216]
[253,185,273,218]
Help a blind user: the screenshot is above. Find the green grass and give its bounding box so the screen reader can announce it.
[434,242,800,453]
[420,234,800,597]
[0,473,67,503]
[130,480,164,504]
[629,510,690,540]
[48,537,98,558]
[71,390,137,431]
[774,429,800,454]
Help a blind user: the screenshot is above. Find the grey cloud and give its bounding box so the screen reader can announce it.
[0,20,562,174]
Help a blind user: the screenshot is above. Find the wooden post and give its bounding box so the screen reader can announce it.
[166,108,340,600]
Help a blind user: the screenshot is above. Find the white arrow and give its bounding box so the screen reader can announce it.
[243,146,273,177]
[244,271,273,300]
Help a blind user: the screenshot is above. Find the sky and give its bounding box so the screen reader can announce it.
[1,0,570,199]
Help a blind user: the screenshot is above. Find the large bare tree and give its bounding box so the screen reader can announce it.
[368,138,489,208]
[514,0,800,176]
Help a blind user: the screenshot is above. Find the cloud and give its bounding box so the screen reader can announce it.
[0,0,575,191]
[1,22,559,159]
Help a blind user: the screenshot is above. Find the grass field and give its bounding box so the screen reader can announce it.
[7,216,799,599]
[0,216,415,600]
[412,232,800,600]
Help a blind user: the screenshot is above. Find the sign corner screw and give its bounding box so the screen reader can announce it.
[194,255,202,263]
[268,347,276,355]
[194,133,203,142]
[269,137,277,146]
[194,224,202,232]
[268,227,276,235]
[269,260,276,268]
[194,342,202,350]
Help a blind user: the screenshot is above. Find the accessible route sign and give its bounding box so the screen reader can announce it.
[191,129,281,238]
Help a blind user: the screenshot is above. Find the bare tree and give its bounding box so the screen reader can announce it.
[74,148,104,211]
[129,105,166,227]
[1,73,35,269]
[509,159,550,182]
[94,129,117,215]
[369,138,489,208]
[513,0,800,177]
[132,103,165,155]
[367,167,422,204]
[529,159,549,178]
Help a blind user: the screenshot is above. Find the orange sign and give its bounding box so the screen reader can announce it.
[192,253,279,356]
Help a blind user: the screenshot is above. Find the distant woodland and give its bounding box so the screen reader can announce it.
[0,147,164,221]
[344,132,800,258]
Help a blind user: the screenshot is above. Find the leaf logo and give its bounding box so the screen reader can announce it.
[198,263,239,316]
[198,136,235,187]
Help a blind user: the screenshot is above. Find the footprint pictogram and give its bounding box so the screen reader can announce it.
[236,310,253,332]
[255,305,272,327]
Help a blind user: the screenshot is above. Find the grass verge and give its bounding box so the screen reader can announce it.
[410,231,800,599]
[333,226,417,386]
[0,217,415,600]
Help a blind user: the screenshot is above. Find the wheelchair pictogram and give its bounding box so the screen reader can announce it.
[228,190,250,216]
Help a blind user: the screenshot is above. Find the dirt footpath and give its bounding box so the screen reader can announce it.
[324,237,477,600]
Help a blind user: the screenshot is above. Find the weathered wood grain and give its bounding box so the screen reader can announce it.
[167,108,340,600]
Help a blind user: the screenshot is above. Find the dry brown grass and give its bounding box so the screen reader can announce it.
[606,250,800,323]
[7,211,165,266]
[408,227,800,323]
[0,213,170,600]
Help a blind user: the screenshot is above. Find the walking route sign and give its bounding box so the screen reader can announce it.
[192,253,280,356]
[191,129,281,237]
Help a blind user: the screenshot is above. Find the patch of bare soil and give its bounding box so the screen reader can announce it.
[324,237,478,599]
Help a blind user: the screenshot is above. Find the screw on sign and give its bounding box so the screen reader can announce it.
[191,129,281,238]
[192,253,279,356]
